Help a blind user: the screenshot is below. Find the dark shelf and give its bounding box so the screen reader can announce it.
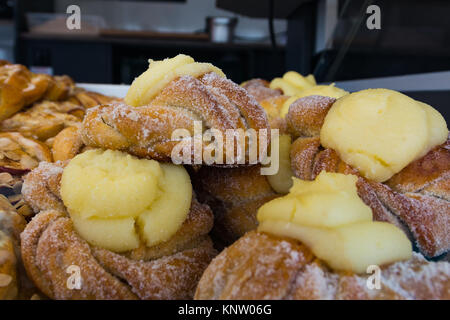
[20,32,285,51]
[19,32,286,84]
[314,48,450,82]
[216,0,312,18]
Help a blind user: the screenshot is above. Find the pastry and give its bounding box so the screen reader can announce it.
[193,134,294,244]
[0,132,52,220]
[0,195,26,299]
[259,95,290,133]
[269,71,317,96]
[287,89,449,258]
[241,79,289,132]
[247,73,346,132]
[280,84,347,118]
[0,63,50,121]
[286,95,336,138]
[193,165,279,245]
[0,101,83,141]
[68,87,119,110]
[21,149,216,299]
[43,75,76,102]
[81,55,270,165]
[195,172,450,300]
[196,230,449,300]
[0,132,52,174]
[0,61,117,124]
[241,79,282,103]
[51,126,86,162]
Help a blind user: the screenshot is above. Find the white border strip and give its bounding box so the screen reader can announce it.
[333,71,450,92]
[77,70,450,98]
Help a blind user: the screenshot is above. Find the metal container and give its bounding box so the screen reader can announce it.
[207,16,238,43]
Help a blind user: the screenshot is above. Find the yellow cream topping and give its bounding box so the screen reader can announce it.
[270,71,316,96]
[257,172,412,273]
[320,89,448,182]
[125,54,225,107]
[266,134,294,194]
[60,149,192,252]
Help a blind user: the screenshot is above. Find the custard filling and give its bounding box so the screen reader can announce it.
[258,172,412,273]
[266,134,294,194]
[60,149,192,252]
[320,89,448,182]
[125,54,225,107]
[270,71,316,96]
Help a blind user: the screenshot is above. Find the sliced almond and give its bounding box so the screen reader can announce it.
[16,203,32,217]
[0,172,13,184]
[0,273,12,287]
[0,138,14,150]
[20,154,38,169]
[4,150,22,161]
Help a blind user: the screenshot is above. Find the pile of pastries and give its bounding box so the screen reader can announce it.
[0,61,118,203]
[0,55,448,300]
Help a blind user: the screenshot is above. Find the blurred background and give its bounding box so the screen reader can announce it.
[0,0,449,118]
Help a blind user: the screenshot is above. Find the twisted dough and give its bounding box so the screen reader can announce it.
[241,79,289,133]
[0,63,50,121]
[43,75,75,102]
[241,79,282,103]
[81,73,270,165]
[259,95,290,134]
[193,165,278,245]
[51,127,87,162]
[21,161,216,299]
[67,87,120,110]
[287,96,450,258]
[195,231,450,300]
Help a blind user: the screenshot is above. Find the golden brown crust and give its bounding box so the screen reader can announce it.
[43,75,75,101]
[0,62,115,126]
[22,161,65,214]
[286,95,336,138]
[0,132,53,173]
[241,79,282,103]
[20,210,138,300]
[0,232,18,299]
[20,161,217,299]
[81,73,270,165]
[0,195,26,300]
[51,127,85,162]
[195,231,450,300]
[21,208,216,300]
[259,95,289,134]
[69,88,119,109]
[194,165,278,244]
[0,101,83,141]
[0,84,24,122]
[0,64,50,121]
[93,238,216,299]
[386,138,450,199]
